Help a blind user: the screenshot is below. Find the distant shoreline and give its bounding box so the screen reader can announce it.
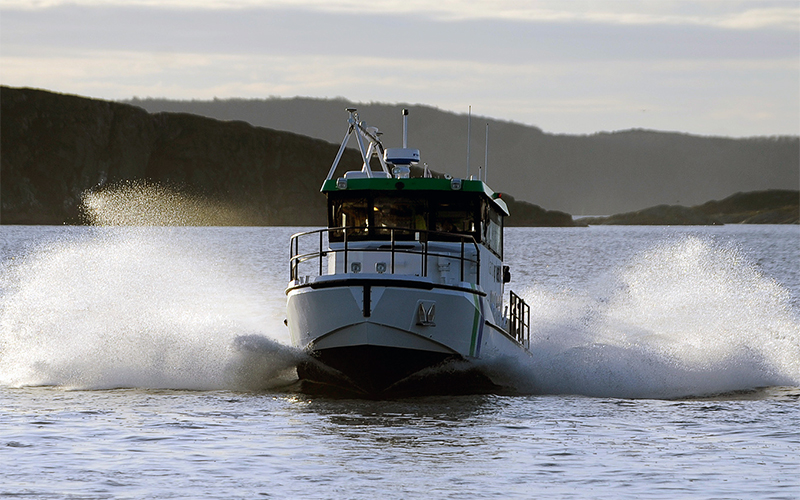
[578,190,798,226]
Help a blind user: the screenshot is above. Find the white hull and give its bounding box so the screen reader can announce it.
[286,274,529,395]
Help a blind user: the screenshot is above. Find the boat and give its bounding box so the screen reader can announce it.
[285,108,531,397]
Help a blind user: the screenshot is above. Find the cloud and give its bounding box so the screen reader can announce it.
[3,4,796,62]
[4,45,796,136]
[1,0,797,136]
[2,0,798,30]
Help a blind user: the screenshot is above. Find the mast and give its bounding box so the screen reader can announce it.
[402,108,409,148]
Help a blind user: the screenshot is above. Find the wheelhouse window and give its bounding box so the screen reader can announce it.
[433,200,475,233]
[482,200,503,258]
[373,196,428,239]
[327,191,501,253]
[331,196,369,239]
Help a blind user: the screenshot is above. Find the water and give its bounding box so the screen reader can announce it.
[1,223,798,499]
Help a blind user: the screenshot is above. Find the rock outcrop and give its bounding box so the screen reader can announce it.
[694,190,799,224]
[500,194,575,227]
[583,190,799,225]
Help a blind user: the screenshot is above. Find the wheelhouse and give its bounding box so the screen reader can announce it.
[322,177,508,258]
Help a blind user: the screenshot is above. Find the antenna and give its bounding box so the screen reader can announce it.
[484,123,489,183]
[466,106,471,179]
[402,108,409,148]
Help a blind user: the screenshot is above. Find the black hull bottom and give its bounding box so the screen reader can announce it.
[296,345,502,398]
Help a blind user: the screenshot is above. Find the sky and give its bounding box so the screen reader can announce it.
[1,0,798,137]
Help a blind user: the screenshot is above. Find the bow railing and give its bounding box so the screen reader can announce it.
[289,226,481,285]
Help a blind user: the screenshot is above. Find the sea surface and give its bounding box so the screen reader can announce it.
[1,224,798,499]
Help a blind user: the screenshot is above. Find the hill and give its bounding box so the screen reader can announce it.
[1,87,356,225]
[126,96,800,216]
[694,190,800,223]
[581,190,799,225]
[0,86,572,226]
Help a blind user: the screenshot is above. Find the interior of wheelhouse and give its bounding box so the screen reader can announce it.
[327,191,503,258]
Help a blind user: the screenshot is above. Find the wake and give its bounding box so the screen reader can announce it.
[495,235,800,399]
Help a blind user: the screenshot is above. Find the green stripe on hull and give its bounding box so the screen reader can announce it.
[469,285,481,357]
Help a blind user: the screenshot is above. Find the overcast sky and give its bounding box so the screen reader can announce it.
[1,0,798,137]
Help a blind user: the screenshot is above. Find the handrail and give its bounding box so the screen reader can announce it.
[509,290,530,348]
[289,226,481,285]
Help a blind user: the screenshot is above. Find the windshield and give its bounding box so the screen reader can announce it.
[328,191,500,256]
[373,196,428,236]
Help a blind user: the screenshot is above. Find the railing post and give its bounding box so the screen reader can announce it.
[289,237,294,281]
[292,236,299,281]
[510,291,517,341]
[391,229,395,274]
[476,243,480,286]
[319,230,323,276]
[460,239,465,282]
[525,304,530,348]
[422,241,427,277]
[343,227,348,274]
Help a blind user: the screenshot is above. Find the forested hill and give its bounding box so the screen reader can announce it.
[0,86,570,226]
[127,96,799,215]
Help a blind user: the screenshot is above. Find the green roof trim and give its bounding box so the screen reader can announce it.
[321,177,509,215]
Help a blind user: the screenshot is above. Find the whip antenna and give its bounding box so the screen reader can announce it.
[484,123,489,183]
[466,106,471,179]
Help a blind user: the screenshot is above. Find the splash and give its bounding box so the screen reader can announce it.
[508,236,800,399]
[81,180,257,226]
[0,227,302,391]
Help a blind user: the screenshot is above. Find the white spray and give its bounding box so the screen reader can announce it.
[0,185,303,391]
[506,236,800,398]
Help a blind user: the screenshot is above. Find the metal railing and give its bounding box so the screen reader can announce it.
[290,226,481,285]
[508,290,530,348]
